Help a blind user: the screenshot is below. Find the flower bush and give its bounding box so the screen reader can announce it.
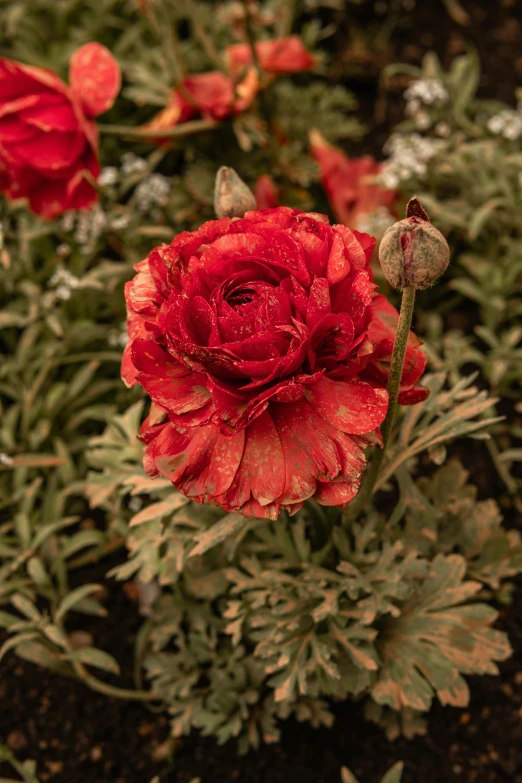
[0,2,521,780]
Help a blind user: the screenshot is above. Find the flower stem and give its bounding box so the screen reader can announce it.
[344,285,416,522]
[98,118,218,139]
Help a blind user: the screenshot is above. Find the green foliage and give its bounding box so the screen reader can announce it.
[0,0,522,764]
[75,372,519,751]
[382,51,522,396]
[341,762,404,783]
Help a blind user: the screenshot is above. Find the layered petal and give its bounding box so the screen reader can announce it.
[122,207,427,519]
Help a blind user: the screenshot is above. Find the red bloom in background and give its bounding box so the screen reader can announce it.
[254,175,280,209]
[122,207,427,519]
[310,130,397,229]
[0,43,120,219]
[145,69,258,134]
[227,36,315,77]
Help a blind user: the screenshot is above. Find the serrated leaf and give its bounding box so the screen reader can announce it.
[189,512,249,557]
[130,492,188,526]
[371,554,511,713]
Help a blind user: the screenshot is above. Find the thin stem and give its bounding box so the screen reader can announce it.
[55,618,156,702]
[241,0,273,130]
[344,286,416,522]
[183,0,228,73]
[67,535,126,571]
[98,118,218,139]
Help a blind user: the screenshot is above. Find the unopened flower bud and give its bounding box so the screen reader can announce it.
[214,166,256,219]
[379,197,450,290]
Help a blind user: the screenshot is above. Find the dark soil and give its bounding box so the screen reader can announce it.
[2,2,522,783]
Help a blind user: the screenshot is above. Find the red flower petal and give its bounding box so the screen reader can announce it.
[219,410,285,511]
[227,36,315,77]
[69,42,121,117]
[149,422,245,500]
[305,376,388,435]
[254,175,280,210]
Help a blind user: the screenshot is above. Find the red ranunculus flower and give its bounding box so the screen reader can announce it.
[144,69,258,135]
[0,43,120,219]
[227,36,315,77]
[122,207,427,519]
[310,130,397,230]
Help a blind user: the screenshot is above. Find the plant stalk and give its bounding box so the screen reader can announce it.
[344,285,416,522]
[98,118,218,139]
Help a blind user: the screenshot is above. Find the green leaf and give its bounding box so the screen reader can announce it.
[66,646,121,675]
[381,762,404,783]
[189,512,249,557]
[55,584,103,624]
[371,554,511,713]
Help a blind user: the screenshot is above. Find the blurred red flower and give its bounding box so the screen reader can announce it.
[254,174,280,209]
[144,69,258,134]
[227,36,315,77]
[122,206,427,519]
[310,130,397,229]
[0,43,120,219]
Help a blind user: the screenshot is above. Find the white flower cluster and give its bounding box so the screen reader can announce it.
[0,453,14,466]
[75,206,107,253]
[355,206,395,237]
[380,133,446,189]
[49,268,81,300]
[98,166,119,187]
[404,79,449,131]
[120,152,149,177]
[487,108,522,141]
[134,173,170,212]
[404,78,449,111]
[107,321,129,349]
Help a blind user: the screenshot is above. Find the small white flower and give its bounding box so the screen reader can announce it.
[108,321,129,349]
[110,214,130,231]
[121,152,148,177]
[75,206,107,252]
[487,110,522,140]
[415,111,432,130]
[355,206,395,236]
[56,243,71,256]
[435,121,451,138]
[380,133,445,186]
[404,78,449,108]
[98,166,119,187]
[0,453,14,466]
[129,496,143,512]
[61,212,76,232]
[49,269,80,288]
[55,285,72,301]
[135,174,170,212]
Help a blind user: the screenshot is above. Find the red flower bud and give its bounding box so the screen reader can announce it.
[379,198,450,290]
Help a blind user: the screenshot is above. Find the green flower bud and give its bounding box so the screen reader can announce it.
[214,166,256,219]
[379,197,450,290]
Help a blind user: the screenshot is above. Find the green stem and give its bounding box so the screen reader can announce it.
[241,0,273,131]
[55,618,156,702]
[344,286,416,522]
[98,118,218,139]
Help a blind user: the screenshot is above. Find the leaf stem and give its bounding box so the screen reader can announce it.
[98,118,218,139]
[55,618,156,702]
[344,286,416,522]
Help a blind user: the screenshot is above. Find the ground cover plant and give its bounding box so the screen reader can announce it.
[1,1,522,782]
